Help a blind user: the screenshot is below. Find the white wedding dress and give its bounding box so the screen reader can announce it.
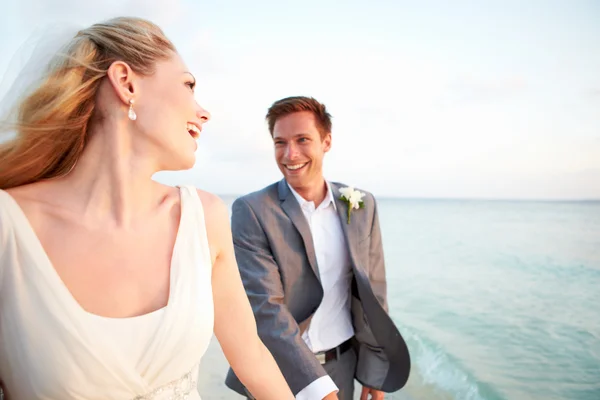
[0,185,214,400]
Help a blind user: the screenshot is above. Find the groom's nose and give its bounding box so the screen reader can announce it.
[285,143,300,160]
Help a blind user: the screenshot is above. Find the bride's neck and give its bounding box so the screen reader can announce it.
[53,121,165,228]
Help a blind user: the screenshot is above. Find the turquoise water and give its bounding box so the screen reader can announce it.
[379,199,600,400]
[215,197,600,400]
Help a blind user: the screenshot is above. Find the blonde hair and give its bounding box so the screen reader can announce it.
[0,17,176,190]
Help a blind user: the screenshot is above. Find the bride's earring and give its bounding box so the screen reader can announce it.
[128,99,137,121]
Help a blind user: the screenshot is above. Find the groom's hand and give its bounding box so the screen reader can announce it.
[360,386,384,400]
[323,390,339,400]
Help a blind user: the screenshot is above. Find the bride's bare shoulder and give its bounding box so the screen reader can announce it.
[195,189,225,210]
[1,182,51,222]
[194,189,230,225]
[3,182,44,203]
[194,189,233,263]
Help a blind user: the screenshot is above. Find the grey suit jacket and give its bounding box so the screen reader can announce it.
[225,180,410,396]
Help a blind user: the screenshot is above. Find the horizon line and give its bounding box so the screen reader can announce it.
[215,193,600,203]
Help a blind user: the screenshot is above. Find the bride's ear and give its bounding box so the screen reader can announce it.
[106,61,136,105]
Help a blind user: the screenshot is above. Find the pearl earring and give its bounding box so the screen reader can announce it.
[128,99,137,121]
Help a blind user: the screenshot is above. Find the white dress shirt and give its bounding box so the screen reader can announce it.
[288,183,354,400]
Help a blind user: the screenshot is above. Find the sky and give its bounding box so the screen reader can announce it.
[0,0,598,199]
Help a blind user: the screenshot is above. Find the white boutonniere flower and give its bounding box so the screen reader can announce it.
[339,186,366,224]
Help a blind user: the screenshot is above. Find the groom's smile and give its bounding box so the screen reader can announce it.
[284,162,309,172]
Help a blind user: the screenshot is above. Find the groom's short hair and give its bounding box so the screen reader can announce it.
[266,96,332,139]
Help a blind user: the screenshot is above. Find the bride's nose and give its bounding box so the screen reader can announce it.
[197,105,210,123]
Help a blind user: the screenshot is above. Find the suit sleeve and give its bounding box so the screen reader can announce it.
[231,198,329,395]
[367,194,389,311]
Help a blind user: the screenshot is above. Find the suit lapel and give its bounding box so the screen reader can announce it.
[332,183,362,273]
[278,180,321,282]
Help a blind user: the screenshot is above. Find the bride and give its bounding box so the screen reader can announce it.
[0,17,294,400]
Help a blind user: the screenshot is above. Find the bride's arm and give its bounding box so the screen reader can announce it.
[199,191,294,400]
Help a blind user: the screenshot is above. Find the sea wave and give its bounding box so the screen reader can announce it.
[397,323,505,400]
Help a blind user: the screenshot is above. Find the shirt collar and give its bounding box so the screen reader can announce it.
[287,181,337,211]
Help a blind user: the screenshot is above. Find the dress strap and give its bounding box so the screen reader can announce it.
[178,185,213,271]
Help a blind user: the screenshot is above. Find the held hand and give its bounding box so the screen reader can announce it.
[360,386,384,400]
[322,390,339,400]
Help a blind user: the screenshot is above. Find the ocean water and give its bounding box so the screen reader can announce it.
[199,197,600,400]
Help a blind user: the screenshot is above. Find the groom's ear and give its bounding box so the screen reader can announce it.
[322,132,332,153]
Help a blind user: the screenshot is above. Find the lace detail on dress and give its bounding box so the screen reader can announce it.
[132,367,197,400]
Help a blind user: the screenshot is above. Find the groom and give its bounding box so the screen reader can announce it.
[225,96,410,399]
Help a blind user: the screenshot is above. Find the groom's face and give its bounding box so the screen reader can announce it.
[273,111,331,191]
